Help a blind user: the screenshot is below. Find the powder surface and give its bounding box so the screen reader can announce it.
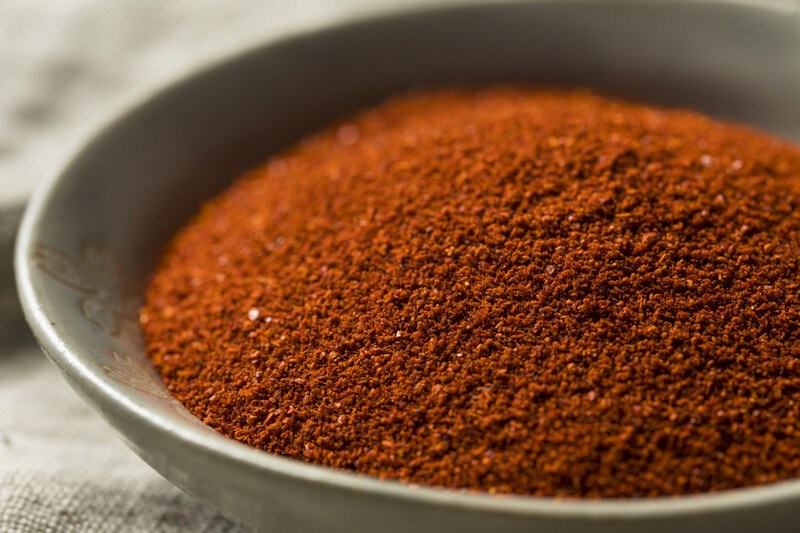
[142,88,800,498]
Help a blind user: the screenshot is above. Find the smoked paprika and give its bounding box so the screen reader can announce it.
[142,88,800,498]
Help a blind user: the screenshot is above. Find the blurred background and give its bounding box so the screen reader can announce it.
[0,0,440,205]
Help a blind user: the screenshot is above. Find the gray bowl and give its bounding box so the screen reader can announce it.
[15,1,800,531]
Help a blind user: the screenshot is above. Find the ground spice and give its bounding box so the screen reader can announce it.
[142,88,800,498]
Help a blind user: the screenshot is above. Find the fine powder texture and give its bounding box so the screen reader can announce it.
[142,88,800,498]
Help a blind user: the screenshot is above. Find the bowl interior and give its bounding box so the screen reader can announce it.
[16,1,800,531]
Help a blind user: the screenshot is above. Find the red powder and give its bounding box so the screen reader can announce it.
[142,88,800,498]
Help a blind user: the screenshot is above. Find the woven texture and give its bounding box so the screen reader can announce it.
[0,345,241,532]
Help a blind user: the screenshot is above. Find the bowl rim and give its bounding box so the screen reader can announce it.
[15,0,800,520]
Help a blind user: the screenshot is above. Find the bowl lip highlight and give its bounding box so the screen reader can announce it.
[14,0,800,521]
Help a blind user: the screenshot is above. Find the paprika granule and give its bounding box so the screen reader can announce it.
[142,88,800,498]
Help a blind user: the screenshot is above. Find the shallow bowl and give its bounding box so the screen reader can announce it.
[15,1,800,531]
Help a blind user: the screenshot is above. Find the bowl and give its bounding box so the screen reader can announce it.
[15,1,800,531]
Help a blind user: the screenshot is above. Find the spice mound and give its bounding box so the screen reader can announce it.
[142,88,800,498]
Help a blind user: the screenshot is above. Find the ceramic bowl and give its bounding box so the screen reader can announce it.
[15,1,800,531]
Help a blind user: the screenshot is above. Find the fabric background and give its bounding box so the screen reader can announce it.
[0,1,438,531]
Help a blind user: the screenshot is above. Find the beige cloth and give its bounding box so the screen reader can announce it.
[0,0,385,206]
[0,341,241,532]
